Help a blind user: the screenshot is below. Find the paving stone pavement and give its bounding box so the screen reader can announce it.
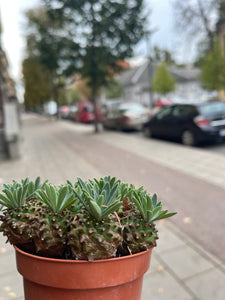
[91,127,225,191]
[0,114,225,300]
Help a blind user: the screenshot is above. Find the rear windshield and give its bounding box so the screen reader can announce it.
[119,104,146,113]
[199,102,225,115]
[84,106,93,112]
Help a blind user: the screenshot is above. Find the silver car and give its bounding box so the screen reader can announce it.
[103,102,150,130]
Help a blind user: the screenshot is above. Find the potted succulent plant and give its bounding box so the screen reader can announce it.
[0,176,177,300]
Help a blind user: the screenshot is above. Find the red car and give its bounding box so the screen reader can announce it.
[74,102,102,123]
[154,98,172,108]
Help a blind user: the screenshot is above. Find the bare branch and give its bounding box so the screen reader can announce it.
[171,0,221,49]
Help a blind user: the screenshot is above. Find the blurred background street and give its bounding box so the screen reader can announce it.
[0,114,225,299]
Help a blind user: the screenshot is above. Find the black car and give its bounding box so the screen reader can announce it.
[143,102,225,146]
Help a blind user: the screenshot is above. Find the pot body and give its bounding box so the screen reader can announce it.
[15,246,153,300]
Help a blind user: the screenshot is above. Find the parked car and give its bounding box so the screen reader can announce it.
[154,98,172,108]
[102,102,150,131]
[59,105,78,120]
[67,105,78,120]
[74,102,102,123]
[59,105,70,119]
[143,101,225,146]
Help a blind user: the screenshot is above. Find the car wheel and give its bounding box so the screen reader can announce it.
[181,130,196,146]
[143,126,152,138]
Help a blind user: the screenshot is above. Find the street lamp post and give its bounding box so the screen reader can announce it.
[145,33,154,108]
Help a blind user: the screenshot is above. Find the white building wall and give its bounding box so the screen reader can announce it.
[123,84,150,106]
[120,77,216,107]
[168,81,217,103]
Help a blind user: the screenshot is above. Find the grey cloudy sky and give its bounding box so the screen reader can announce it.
[0,0,195,85]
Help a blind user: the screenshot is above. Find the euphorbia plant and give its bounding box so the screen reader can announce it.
[0,176,177,261]
[120,186,176,255]
[67,176,129,260]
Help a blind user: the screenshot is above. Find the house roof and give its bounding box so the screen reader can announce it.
[118,61,150,87]
[168,66,200,82]
[118,61,200,87]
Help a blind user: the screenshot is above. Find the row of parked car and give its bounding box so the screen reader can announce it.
[102,100,225,146]
[60,100,225,147]
[60,101,151,130]
[59,102,102,123]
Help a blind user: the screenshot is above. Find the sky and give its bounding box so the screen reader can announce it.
[0,0,196,98]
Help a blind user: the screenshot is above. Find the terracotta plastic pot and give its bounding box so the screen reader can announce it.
[15,246,153,300]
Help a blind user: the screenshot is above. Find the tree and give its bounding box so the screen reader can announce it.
[42,0,148,132]
[22,58,52,110]
[219,0,225,17]
[75,78,92,101]
[200,41,225,92]
[65,88,81,104]
[104,78,122,99]
[152,62,176,95]
[151,46,176,65]
[24,7,71,113]
[172,0,223,51]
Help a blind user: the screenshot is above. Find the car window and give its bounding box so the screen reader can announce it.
[84,106,93,112]
[198,102,225,115]
[119,104,146,113]
[155,106,173,120]
[172,105,196,117]
[104,107,120,118]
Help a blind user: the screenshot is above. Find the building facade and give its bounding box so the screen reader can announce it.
[116,60,215,107]
[0,15,20,159]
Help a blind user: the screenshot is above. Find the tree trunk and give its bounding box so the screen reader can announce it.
[52,81,60,119]
[91,85,99,133]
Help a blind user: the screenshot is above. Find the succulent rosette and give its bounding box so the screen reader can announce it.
[0,176,177,260]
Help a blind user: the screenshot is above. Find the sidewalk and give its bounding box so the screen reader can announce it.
[92,126,225,190]
[0,114,225,300]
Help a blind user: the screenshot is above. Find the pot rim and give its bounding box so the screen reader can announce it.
[14,245,154,264]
